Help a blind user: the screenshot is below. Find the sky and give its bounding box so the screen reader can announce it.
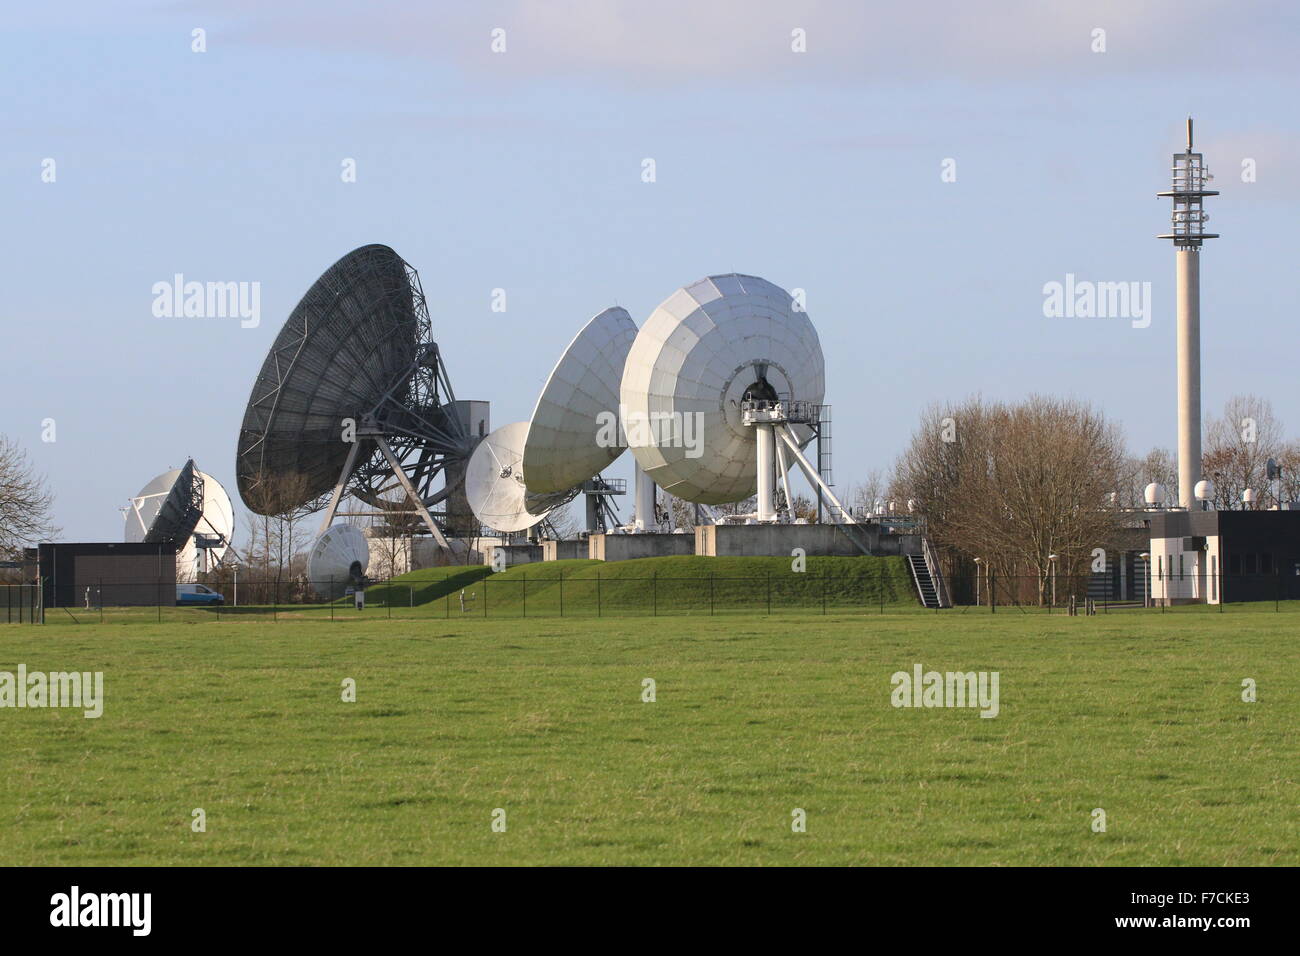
[4,0,1299,542]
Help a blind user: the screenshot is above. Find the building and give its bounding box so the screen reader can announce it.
[1148,510,1300,606]
[39,542,177,608]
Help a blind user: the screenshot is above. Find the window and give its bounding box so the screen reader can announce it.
[1229,554,1241,575]
[1261,553,1273,574]
[1244,554,1258,574]
[1211,556,1217,602]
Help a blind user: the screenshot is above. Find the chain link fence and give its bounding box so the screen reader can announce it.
[7,569,1299,623]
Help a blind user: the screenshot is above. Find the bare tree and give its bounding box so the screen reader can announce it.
[1119,447,1177,507]
[850,469,888,517]
[0,434,58,558]
[892,396,1126,604]
[1202,394,1284,510]
[241,472,318,600]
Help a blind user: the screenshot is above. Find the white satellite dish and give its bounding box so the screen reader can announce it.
[307,524,370,599]
[522,306,637,494]
[465,421,577,533]
[619,274,824,504]
[125,463,235,576]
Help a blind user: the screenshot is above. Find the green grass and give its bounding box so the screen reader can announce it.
[1,609,1296,865]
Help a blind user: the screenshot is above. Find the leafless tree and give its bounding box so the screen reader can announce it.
[892,396,1126,604]
[1202,394,1284,510]
[240,472,317,600]
[0,434,58,559]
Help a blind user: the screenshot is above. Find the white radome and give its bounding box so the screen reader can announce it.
[523,306,637,494]
[307,524,370,599]
[1143,482,1167,506]
[124,467,235,575]
[1194,478,1215,502]
[466,421,576,533]
[619,274,824,504]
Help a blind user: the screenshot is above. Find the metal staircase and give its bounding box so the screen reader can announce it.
[907,554,941,608]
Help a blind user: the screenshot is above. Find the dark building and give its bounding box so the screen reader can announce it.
[1148,510,1300,605]
[39,542,177,608]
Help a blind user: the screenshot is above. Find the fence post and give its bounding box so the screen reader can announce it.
[990,569,996,614]
[330,577,334,621]
[158,578,162,623]
[709,573,714,616]
[766,571,771,615]
[822,573,826,615]
[273,581,278,621]
[653,571,657,617]
[484,578,488,617]
[522,571,526,618]
[597,572,601,618]
[559,569,563,618]
[99,578,103,624]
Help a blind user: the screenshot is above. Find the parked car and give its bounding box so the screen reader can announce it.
[176,583,224,606]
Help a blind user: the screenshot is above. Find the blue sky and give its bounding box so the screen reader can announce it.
[5,0,1299,541]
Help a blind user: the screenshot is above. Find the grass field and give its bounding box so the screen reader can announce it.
[2,603,1296,866]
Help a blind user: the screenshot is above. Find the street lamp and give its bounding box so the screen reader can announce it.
[1139,552,1151,608]
[973,557,982,607]
[1048,554,1058,609]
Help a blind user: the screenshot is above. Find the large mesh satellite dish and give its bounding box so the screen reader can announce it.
[235,245,472,548]
[619,274,824,504]
[522,306,637,494]
[465,422,578,533]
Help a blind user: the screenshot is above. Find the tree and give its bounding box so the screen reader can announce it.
[1120,447,1176,508]
[0,434,58,558]
[1202,394,1283,510]
[240,472,318,600]
[891,396,1126,604]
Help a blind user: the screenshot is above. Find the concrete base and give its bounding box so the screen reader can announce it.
[481,543,543,568]
[589,532,694,562]
[542,540,587,562]
[695,523,922,558]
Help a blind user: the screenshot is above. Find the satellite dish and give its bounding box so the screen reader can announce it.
[1243,488,1257,506]
[620,274,824,504]
[125,462,235,574]
[126,459,205,545]
[1143,482,1167,506]
[522,307,637,494]
[1194,478,1215,502]
[465,422,578,533]
[235,245,472,549]
[307,524,370,599]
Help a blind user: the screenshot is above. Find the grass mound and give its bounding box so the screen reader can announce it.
[413,554,917,616]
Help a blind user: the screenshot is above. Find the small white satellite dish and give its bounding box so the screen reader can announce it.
[307,524,370,599]
[466,422,577,533]
[1194,478,1215,502]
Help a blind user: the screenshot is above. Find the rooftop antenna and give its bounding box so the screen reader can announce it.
[1158,116,1217,509]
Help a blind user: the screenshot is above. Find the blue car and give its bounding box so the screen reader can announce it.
[176,584,224,606]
